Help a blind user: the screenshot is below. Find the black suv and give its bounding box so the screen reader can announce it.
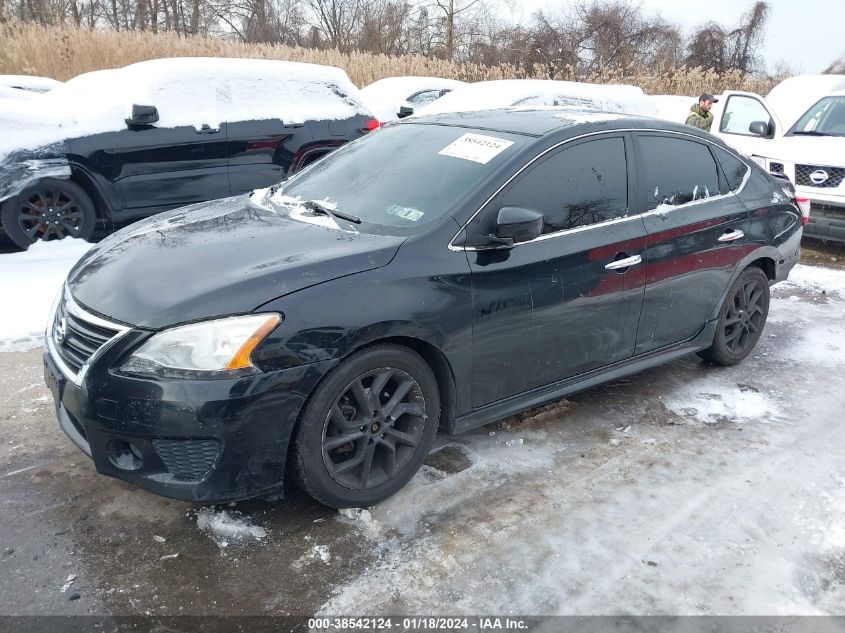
[0,58,378,250]
[45,110,802,508]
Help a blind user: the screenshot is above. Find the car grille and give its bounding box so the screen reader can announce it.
[152,439,221,481]
[795,164,845,188]
[769,162,784,174]
[49,288,128,383]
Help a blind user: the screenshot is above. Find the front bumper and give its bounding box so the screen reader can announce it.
[44,346,334,503]
[805,200,845,243]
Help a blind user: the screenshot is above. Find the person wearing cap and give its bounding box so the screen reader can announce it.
[686,93,720,132]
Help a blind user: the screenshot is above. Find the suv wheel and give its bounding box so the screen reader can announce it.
[1,179,96,250]
[293,344,440,508]
[699,266,770,366]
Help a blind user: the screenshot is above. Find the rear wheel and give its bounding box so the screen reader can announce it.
[699,266,770,366]
[1,178,96,250]
[293,344,440,508]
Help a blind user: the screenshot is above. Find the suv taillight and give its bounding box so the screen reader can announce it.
[795,196,811,225]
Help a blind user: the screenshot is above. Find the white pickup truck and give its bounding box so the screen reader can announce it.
[659,75,845,243]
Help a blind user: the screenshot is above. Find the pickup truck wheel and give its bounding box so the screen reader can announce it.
[699,267,770,366]
[1,179,96,250]
[293,344,440,508]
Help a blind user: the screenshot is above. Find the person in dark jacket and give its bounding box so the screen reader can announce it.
[686,93,719,132]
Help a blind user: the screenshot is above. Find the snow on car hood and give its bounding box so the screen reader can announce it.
[413,79,657,117]
[0,57,369,161]
[66,194,405,329]
[764,135,845,166]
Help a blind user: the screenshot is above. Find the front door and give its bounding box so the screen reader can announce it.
[464,135,647,408]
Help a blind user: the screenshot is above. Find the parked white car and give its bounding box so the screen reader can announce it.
[360,76,465,122]
[413,79,658,118]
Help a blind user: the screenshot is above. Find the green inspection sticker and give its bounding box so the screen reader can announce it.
[387,205,425,222]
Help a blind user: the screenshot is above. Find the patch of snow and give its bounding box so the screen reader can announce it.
[0,238,92,352]
[663,379,782,425]
[0,74,61,93]
[59,574,76,592]
[195,508,267,548]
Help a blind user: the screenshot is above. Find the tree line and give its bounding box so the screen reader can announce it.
[0,0,791,79]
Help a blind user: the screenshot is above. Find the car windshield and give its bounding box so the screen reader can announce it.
[267,123,526,235]
[792,96,845,136]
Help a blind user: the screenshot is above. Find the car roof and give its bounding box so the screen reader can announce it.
[404,107,707,139]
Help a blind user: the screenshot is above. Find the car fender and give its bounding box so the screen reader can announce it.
[0,151,71,205]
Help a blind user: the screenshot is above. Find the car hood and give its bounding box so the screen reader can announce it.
[767,135,845,165]
[67,195,405,329]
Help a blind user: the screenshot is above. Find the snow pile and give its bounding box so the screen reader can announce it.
[649,94,694,123]
[777,263,845,300]
[0,57,369,160]
[195,507,267,548]
[414,79,657,118]
[0,238,92,352]
[360,76,465,122]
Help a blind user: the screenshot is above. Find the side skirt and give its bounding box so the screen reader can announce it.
[449,319,718,435]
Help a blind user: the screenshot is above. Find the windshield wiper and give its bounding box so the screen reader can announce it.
[303,199,361,224]
[792,130,835,136]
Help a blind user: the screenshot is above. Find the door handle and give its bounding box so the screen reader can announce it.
[718,229,745,242]
[605,254,642,270]
[196,125,220,134]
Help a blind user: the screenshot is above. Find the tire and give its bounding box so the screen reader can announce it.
[0,178,96,250]
[293,344,440,508]
[698,266,770,366]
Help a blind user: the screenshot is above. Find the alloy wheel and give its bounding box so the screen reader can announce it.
[17,187,85,241]
[723,277,766,355]
[321,367,426,490]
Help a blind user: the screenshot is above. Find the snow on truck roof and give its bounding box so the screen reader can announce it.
[413,79,657,118]
[0,57,369,160]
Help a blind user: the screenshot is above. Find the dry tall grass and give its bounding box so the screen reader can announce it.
[0,22,776,95]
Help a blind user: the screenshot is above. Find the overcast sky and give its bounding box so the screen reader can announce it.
[508,0,845,74]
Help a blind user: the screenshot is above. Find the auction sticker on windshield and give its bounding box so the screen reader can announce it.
[387,205,425,221]
[438,133,514,164]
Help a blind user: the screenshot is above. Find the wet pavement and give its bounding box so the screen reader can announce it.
[2,258,845,617]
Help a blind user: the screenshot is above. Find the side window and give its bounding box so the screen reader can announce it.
[639,135,720,209]
[719,95,773,136]
[493,137,628,234]
[713,146,749,192]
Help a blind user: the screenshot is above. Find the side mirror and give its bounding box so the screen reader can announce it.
[748,120,772,138]
[495,206,544,244]
[397,105,414,119]
[125,104,159,128]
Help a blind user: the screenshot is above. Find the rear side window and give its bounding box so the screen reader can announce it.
[639,135,720,209]
[713,146,749,192]
[493,137,629,234]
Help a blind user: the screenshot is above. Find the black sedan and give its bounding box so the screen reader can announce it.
[44,109,803,508]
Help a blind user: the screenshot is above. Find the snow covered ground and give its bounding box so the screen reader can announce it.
[1,252,844,617]
[0,238,91,352]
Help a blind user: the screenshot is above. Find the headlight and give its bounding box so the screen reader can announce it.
[120,314,281,378]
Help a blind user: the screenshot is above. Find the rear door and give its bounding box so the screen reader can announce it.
[633,133,751,355]
[466,134,647,408]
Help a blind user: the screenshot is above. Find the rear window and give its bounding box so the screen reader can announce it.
[713,146,749,192]
[275,123,526,235]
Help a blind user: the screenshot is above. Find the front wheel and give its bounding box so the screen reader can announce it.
[293,344,440,508]
[699,266,770,366]
[1,178,96,250]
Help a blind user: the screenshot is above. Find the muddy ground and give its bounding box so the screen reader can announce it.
[1,257,844,617]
